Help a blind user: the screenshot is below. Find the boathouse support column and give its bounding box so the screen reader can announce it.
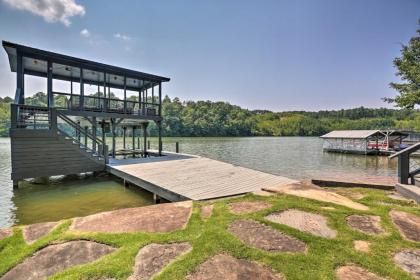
[398,153,410,184]
[84,126,88,147]
[80,68,84,110]
[92,117,97,153]
[111,118,116,158]
[157,121,162,156]
[102,120,106,155]
[15,51,24,104]
[123,126,127,149]
[143,122,148,157]
[47,60,53,108]
[132,126,136,151]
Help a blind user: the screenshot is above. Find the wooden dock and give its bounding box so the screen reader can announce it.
[107,152,297,201]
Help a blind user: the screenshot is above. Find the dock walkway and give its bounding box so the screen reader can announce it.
[107,152,296,201]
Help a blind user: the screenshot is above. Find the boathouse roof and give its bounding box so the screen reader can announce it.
[2,41,170,91]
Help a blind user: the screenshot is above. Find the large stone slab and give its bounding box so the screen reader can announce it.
[128,242,192,280]
[0,228,12,241]
[389,210,420,242]
[394,249,420,278]
[23,222,60,244]
[228,220,306,253]
[346,215,384,235]
[1,240,115,280]
[71,201,192,233]
[263,182,369,211]
[336,265,385,280]
[187,254,283,280]
[266,209,337,238]
[228,201,272,214]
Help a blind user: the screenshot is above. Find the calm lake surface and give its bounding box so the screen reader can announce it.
[0,136,398,228]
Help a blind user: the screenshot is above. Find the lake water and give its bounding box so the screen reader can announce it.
[0,137,398,228]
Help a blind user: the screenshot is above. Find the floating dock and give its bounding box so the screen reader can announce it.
[108,152,296,201]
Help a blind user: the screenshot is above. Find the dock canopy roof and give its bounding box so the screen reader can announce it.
[321,130,381,139]
[321,130,409,139]
[2,41,170,91]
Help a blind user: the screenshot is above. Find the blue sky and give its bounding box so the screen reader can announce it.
[0,0,418,111]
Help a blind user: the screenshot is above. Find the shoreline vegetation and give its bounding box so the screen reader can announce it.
[0,94,419,137]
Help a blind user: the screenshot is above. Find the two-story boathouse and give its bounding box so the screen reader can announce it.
[3,41,169,186]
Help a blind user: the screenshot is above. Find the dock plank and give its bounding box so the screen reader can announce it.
[108,152,296,201]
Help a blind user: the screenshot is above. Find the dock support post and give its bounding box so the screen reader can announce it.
[153,193,161,204]
[143,122,148,157]
[148,140,150,150]
[123,179,129,188]
[84,126,88,147]
[398,153,410,184]
[13,180,18,189]
[101,120,106,155]
[176,142,179,153]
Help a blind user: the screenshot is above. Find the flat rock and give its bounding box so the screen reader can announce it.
[228,201,272,214]
[387,192,412,202]
[354,240,370,252]
[187,254,283,280]
[128,242,192,280]
[23,222,59,244]
[265,209,337,238]
[263,181,368,211]
[394,249,420,278]
[0,228,12,241]
[389,210,420,242]
[201,205,214,219]
[1,240,115,280]
[346,215,384,235]
[336,265,385,280]
[331,189,365,200]
[228,219,306,253]
[71,201,192,233]
[321,206,335,210]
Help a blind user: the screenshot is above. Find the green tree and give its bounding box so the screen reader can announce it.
[385,20,420,108]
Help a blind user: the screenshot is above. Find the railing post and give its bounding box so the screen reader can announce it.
[10,104,17,129]
[398,153,410,184]
[50,108,57,131]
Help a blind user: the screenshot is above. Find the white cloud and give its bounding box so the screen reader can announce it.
[80,28,90,38]
[2,0,85,26]
[113,33,132,41]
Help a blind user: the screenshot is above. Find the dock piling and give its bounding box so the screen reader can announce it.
[176,142,179,153]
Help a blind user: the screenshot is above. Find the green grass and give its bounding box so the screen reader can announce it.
[0,187,419,280]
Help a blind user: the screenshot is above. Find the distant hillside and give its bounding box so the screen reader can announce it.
[0,93,419,137]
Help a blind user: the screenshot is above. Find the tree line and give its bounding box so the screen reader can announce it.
[0,93,419,137]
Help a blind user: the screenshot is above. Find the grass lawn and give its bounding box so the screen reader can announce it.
[0,187,419,279]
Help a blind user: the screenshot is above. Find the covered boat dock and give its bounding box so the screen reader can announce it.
[320,130,408,155]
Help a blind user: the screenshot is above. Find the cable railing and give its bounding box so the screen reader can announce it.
[390,142,420,185]
[11,104,51,129]
[52,91,159,116]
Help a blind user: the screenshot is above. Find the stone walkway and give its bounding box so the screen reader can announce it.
[228,201,272,214]
[393,249,420,278]
[228,220,307,253]
[336,265,385,280]
[23,222,60,244]
[71,201,192,233]
[128,243,192,280]
[1,241,115,280]
[346,215,384,235]
[263,181,369,211]
[266,209,337,238]
[389,210,420,242]
[187,254,283,280]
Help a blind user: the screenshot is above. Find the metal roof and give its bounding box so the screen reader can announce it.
[2,41,170,91]
[320,130,381,139]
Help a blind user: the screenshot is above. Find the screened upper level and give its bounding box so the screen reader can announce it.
[3,41,170,119]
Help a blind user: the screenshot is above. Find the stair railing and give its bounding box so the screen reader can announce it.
[390,142,420,185]
[51,109,108,164]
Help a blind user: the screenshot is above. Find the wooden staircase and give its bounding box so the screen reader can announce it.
[10,104,107,181]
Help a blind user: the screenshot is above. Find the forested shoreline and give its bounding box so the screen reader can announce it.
[1,94,419,137]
